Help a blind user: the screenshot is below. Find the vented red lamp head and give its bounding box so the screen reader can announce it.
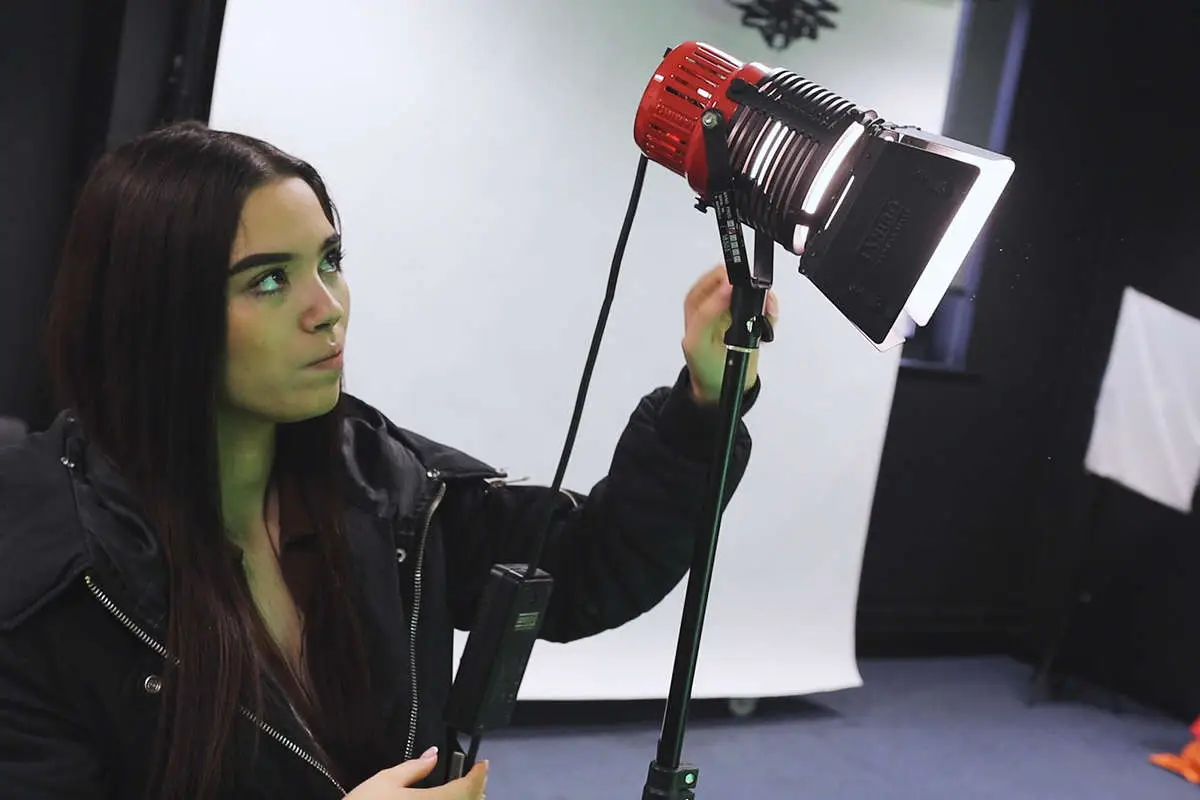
[635,44,769,198]
[633,42,1015,349]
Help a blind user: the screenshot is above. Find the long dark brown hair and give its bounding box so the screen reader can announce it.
[44,121,385,798]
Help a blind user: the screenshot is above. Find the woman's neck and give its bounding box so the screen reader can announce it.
[215,407,278,548]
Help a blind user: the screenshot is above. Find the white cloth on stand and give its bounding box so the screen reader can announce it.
[1085,287,1200,513]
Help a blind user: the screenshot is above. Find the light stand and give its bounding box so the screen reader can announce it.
[632,36,1013,797]
[641,106,774,800]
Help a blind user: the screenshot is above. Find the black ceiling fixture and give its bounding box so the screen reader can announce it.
[727,0,840,50]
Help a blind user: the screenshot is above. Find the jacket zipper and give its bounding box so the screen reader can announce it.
[404,477,447,761]
[82,573,348,797]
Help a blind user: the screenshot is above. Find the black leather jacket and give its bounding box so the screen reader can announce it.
[0,370,755,798]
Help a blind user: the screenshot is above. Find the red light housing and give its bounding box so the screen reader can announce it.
[634,42,768,197]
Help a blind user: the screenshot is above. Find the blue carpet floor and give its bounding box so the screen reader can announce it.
[475,657,1195,799]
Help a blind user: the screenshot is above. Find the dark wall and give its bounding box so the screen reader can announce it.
[1017,0,1200,712]
[859,0,1200,719]
[0,0,99,428]
[0,0,214,431]
[108,0,178,149]
[1035,206,1200,718]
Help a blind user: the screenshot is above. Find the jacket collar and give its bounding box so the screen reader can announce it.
[0,394,503,634]
[339,393,503,525]
[0,411,92,632]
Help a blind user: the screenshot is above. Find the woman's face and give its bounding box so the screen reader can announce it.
[221,176,350,423]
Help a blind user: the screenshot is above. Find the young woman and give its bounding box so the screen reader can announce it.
[0,121,774,799]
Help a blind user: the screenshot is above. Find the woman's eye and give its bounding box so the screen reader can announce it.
[252,268,288,295]
[250,250,341,296]
[321,248,344,272]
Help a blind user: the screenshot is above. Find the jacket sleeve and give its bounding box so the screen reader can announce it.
[0,625,107,799]
[441,367,758,643]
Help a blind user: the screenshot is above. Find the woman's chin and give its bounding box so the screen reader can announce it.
[276,384,342,424]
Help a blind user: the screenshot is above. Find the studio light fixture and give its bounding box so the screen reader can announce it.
[728,0,840,50]
[635,41,1015,349]
[629,41,1014,798]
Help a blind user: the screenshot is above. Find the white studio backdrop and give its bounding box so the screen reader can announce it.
[209,0,964,700]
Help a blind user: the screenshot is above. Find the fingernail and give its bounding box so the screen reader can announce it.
[421,746,438,761]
